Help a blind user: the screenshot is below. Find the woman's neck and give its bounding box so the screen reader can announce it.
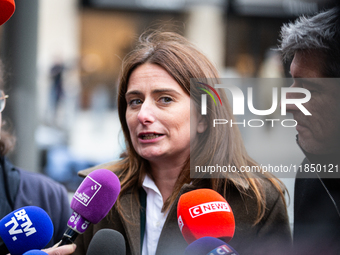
[149,161,184,203]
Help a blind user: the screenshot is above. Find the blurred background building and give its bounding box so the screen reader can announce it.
[0,0,337,228]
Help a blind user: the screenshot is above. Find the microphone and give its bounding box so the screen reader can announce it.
[0,0,15,25]
[86,229,126,255]
[185,236,238,255]
[60,169,120,245]
[0,206,53,255]
[23,250,48,255]
[177,189,235,244]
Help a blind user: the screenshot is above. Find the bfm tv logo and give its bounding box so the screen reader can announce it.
[198,82,311,128]
[4,209,37,241]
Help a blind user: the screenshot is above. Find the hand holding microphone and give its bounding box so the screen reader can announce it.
[60,169,121,245]
[41,243,76,255]
[23,243,76,255]
[22,241,76,255]
[177,188,235,244]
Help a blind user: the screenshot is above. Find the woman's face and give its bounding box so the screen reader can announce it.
[125,63,204,165]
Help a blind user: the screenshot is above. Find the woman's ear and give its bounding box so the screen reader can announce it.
[197,115,207,133]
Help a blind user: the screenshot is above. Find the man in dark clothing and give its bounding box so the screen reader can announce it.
[0,157,72,252]
[0,2,75,254]
[279,6,340,255]
[0,61,73,254]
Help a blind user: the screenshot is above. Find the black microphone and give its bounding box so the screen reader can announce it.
[86,229,126,255]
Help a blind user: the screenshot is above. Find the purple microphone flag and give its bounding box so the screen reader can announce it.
[69,169,120,231]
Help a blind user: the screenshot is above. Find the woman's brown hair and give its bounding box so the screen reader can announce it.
[112,30,287,224]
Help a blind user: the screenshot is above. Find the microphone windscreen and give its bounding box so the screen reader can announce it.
[70,169,120,224]
[23,250,48,255]
[0,206,53,255]
[0,0,15,25]
[86,229,126,255]
[177,189,235,244]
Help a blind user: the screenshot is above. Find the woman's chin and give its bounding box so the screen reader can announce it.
[139,151,165,162]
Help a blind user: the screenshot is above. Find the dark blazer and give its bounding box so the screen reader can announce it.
[294,156,340,255]
[0,156,72,253]
[73,162,292,255]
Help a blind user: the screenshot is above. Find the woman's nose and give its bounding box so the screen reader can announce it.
[137,100,156,125]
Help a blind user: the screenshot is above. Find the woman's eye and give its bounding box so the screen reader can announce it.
[129,99,143,106]
[159,97,173,103]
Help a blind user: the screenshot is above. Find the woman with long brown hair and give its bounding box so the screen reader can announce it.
[74,31,291,255]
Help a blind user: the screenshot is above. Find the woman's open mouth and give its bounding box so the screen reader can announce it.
[138,133,164,140]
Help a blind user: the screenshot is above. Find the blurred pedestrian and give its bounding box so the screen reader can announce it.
[0,1,75,254]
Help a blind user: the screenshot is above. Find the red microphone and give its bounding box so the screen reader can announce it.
[177,188,235,244]
[0,0,15,26]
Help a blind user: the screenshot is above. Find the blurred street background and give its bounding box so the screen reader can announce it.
[0,0,337,231]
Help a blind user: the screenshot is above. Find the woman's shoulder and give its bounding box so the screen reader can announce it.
[243,176,287,210]
[214,177,287,221]
[260,176,287,206]
[246,177,289,226]
[220,175,285,200]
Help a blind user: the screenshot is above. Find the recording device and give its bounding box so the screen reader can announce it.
[185,236,238,255]
[0,0,15,26]
[177,189,235,244]
[60,169,121,245]
[0,206,53,255]
[23,250,48,255]
[86,229,126,255]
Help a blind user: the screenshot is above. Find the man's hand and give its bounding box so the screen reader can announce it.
[43,243,76,255]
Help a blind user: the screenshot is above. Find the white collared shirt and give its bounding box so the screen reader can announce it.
[142,175,169,255]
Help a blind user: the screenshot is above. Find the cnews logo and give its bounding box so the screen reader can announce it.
[198,82,222,115]
[189,201,230,218]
